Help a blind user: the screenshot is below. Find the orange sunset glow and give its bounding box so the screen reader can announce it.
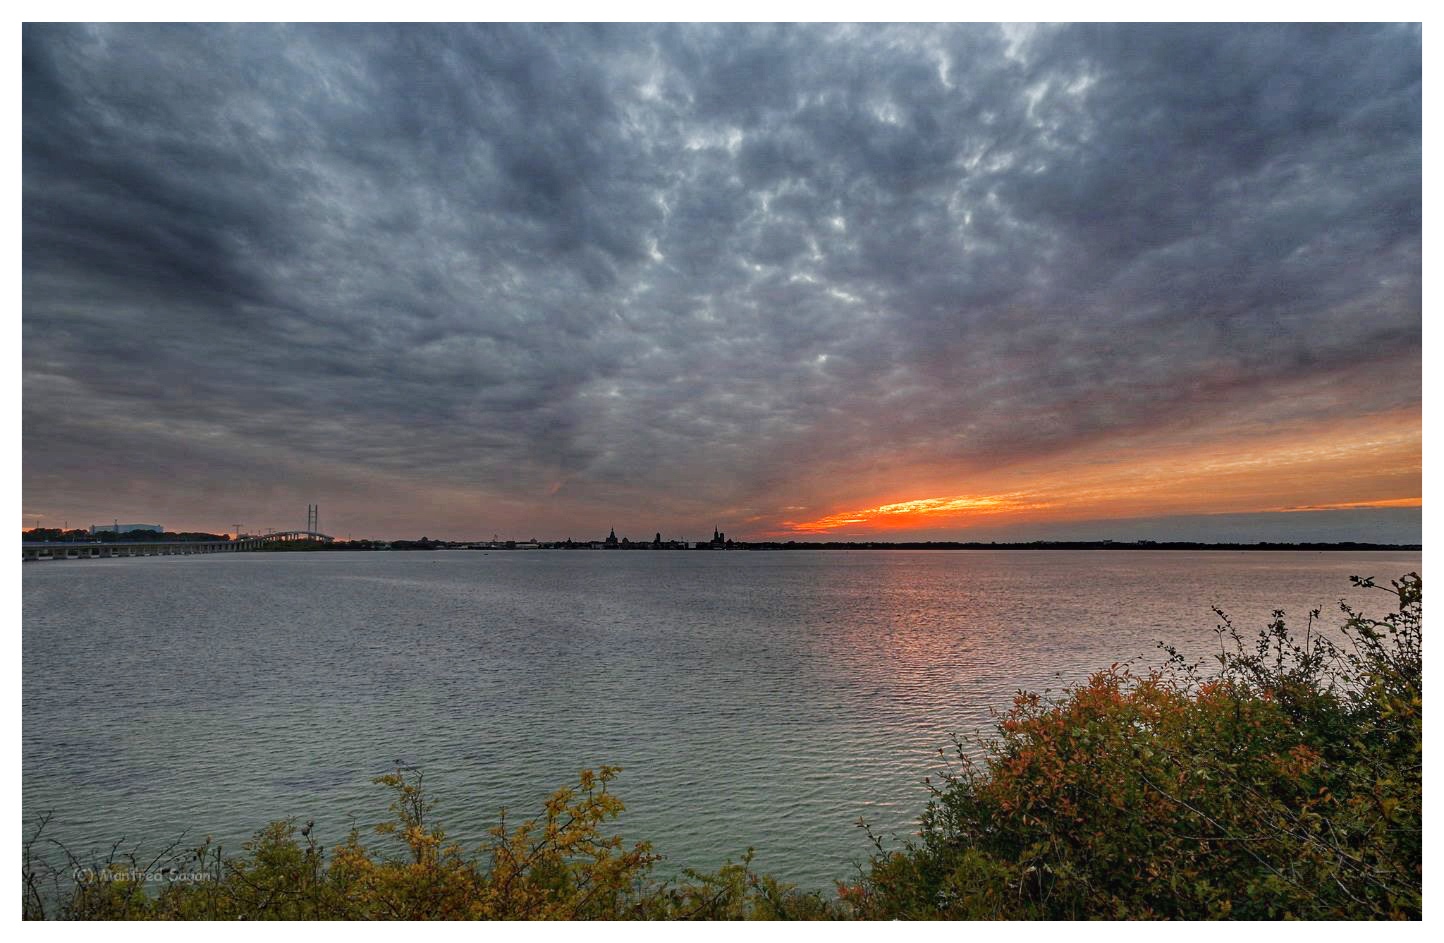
[778,409,1421,536]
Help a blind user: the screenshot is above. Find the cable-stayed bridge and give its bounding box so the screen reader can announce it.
[22,530,334,561]
[22,507,334,561]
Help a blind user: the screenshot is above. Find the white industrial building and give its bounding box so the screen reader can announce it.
[89,523,164,535]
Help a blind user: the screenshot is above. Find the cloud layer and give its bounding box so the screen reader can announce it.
[23,24,1421,539]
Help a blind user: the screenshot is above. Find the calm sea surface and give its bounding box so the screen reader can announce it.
[22,549,1420,889]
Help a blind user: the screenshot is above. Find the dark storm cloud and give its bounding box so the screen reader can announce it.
[22,23,1421,535]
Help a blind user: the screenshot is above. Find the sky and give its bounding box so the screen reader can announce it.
[21,23,1422,542]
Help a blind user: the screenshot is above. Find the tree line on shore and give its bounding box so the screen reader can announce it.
[22,527,231,543]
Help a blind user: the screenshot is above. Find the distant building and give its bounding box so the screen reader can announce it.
[90,523,163,535]
[605,527,620,548]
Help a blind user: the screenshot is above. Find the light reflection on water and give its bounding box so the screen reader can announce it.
[22,549,1419,889]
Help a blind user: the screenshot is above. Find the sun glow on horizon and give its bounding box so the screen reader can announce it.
[1273,498,1422,512]
[772,409,1421,537]
[781,492,1054,532]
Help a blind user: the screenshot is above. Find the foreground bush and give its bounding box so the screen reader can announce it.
[23,574,1421,919]
[847,573,1421,919]
[23,765,832,920]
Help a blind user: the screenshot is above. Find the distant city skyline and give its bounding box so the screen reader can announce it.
[23,24,1421,544]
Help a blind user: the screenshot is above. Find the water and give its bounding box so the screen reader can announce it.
[22,549,1419,890]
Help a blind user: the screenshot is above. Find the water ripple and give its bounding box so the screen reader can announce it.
[23,549,1417,889]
